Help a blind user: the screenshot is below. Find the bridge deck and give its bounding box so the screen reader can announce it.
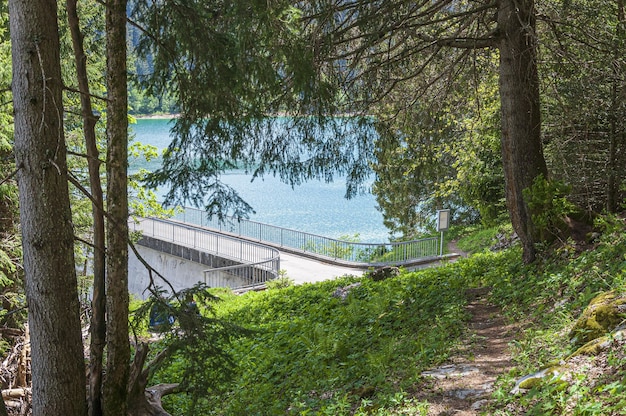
[279,251,363,283]
[134,214,457,290]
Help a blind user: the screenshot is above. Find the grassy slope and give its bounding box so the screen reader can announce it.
[163,217,626,415]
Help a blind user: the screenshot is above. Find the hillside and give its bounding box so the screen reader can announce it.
[145,216,626,415]
[1,217,624,415]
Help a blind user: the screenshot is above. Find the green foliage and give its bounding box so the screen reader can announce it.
[523,174,577,241]
[128,86,178,116]
[439,64,506,227]
[0,4,25,338]
[265,269,295,290]
[371,52,505,238]
[121,217,626,414]
[371,103,457,237]
[166,260,501,414]
[454,223,514,254]
[486,216,626,414]
[540,0,626,213]
[301,234,360,260]
[0,8,12,152]
[130,284,250,413]
[128,139,179,219]
[131,0,377,218]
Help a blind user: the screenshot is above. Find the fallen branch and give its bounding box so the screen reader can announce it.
[1,388,30,400]
[0,328,23,338]
[127,343,181,416]
[16,326,29,388]
[145,383,180,416]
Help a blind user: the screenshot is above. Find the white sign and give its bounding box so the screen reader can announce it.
[436,209,450,232]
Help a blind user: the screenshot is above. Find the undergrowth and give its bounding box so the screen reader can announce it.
[161,254,503,414]
[485,216,626,415]
[154,216,626,415]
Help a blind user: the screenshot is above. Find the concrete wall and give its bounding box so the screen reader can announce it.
[128,237,248,299]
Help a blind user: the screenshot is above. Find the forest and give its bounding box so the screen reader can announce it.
[1,0,625,415]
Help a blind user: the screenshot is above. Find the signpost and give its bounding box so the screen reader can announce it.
[436,209,450,257]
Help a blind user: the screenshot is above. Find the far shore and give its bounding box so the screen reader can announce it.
[133,113,179,120]
[132,112,365,120]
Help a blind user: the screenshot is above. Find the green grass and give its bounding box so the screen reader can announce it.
[485,217,626,415]
[451,222,514,254]
[209,269,475,415]
[151,216,626,415]
[157,255,504,414]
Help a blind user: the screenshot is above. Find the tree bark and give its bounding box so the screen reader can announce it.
[127,343,178,416]
[103,0,130,414]
[0,394,8,416]
[497,0,548,263]
[66,2,107,415]
[8,0,87,414]
[607,0,625,213]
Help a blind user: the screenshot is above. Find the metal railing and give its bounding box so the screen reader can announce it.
[203,262,277,290]
[173,207,440,266]
[131,217,281,288]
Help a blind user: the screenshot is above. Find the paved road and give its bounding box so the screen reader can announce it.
[133,217,364,285]
[279,251,363,284]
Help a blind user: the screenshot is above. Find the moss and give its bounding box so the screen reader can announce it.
[569,336,610,357]
[513,366,563,392]
[589,291,621,306]
[569,291,626,347]
[518,376,543,390]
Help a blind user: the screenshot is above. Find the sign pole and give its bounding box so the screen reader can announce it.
[440,231,444,257]
[436,209,450,258]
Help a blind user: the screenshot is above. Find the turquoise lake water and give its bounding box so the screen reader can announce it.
[130,118,389,242]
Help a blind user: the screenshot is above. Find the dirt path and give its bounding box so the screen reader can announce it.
[418,287,517,415]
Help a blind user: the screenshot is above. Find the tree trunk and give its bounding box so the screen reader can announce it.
[66,2,107,415]
[607,0,625,213]
[497,0,548,263]
[0,394,8,416]
[127,343,178,416]
[103,0,130,414]
[8,0,87,414]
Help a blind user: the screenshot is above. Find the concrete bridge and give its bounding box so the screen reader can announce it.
[128,210,452,298]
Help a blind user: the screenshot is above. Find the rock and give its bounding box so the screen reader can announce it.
[569,328,626,357]
[331,282,361,301]
[586,232,602,243]
[471,399,492,411]
[569,291,626,347]
[511,295,626,399]
[490,232,519,252]
[570,336,611,357]
[367,266,400,282]
[510,367,563,395]
[446,386,492,400]
[421,364,480,379]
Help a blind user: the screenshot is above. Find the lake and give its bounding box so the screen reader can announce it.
[130,118,389,242]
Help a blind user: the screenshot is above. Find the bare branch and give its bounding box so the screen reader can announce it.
[66,150,105,164]
[74,236,97,250]
[63,85,109,102]
[0,165,22,187]
[420,31,498,49]
[140,346,174,381]
[66,170,180,297]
